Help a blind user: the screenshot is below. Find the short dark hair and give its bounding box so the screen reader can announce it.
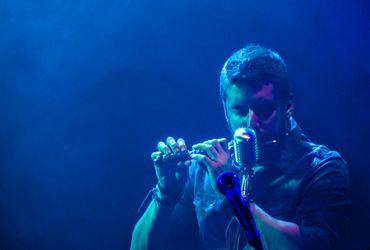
[220,44,289,104]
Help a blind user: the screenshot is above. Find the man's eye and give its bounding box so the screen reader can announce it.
[252,103,276,120]
[235,109,249,116]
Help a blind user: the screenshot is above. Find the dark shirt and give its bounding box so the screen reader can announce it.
[166,119,350,249]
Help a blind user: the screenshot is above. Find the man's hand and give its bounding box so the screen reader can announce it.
[191,138,231,191]
[151,137,191,196]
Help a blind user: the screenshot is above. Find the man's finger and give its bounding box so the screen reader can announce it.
[191,153,213,169]
[177,138,187,151]
[166,137,180,153]
[158,141,171,154]
[192,143,218,161]
[214,138,228,152]
[151,151,162,161]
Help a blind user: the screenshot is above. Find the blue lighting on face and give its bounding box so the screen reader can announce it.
[0,0,369,249]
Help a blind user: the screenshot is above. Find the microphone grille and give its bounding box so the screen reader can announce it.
[234,127,259,168]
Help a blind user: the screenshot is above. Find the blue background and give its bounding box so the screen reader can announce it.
[0,0,369,249]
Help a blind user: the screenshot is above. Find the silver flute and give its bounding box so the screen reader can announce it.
[152,139,277,165]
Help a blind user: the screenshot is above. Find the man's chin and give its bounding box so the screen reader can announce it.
[257,135,283,164]
[256,131,276,144]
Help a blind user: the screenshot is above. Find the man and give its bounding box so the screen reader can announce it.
[130,44,350,249]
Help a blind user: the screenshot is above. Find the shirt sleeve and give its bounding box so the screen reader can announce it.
[167,180,203,250]
[294,157,350,250]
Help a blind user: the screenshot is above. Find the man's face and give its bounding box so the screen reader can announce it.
[224,82,285,144]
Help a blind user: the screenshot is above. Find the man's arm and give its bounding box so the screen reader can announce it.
[131,136,199,250]
[250,203,302,249]
[249,159,350,250]
[131,180,200,250]
[130,199,175,250]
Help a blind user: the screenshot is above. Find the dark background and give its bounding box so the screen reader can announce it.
[0,0,369,249]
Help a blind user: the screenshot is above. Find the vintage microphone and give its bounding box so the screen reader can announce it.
[234,127,258,198]
[233,127,259,171]
[216,127,264,250]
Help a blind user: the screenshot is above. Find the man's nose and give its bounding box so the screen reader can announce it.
[249,110,261,129]
[240,113,251,127]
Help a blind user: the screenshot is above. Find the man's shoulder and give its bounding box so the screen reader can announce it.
[305,140,347,168]
[284,129,348,179]
[298,140,349,182]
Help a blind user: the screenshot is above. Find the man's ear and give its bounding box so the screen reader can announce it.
[285,94,294,118]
